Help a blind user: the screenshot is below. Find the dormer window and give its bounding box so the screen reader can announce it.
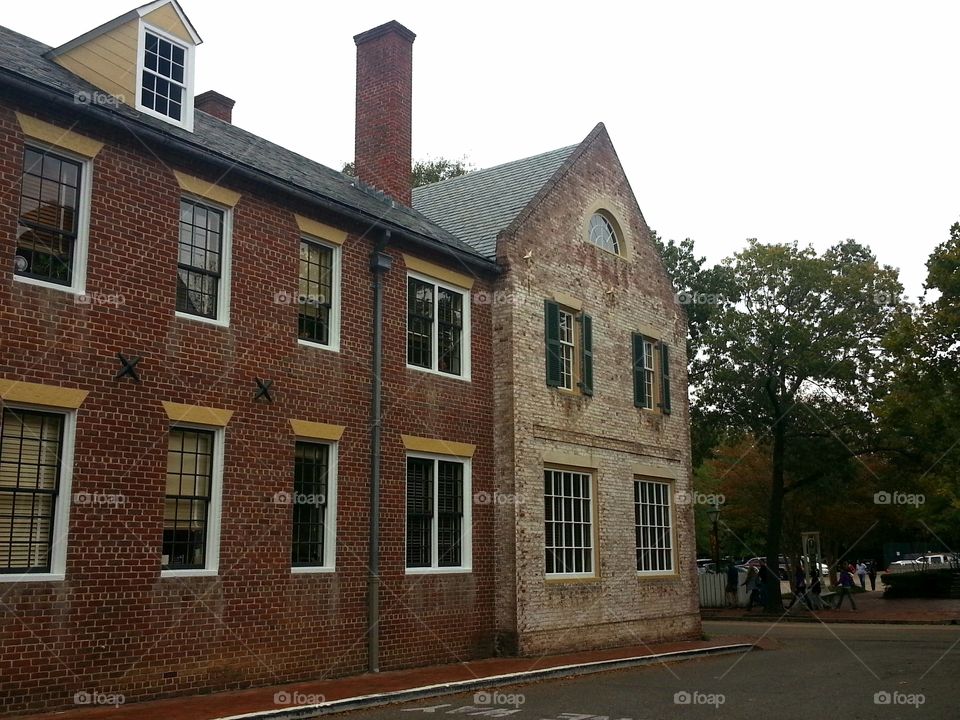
[142,31,186,121]
[136,22,195,130]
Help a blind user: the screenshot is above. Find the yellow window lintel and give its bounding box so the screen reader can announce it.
[161,401,233,426]
[16,113,103,158]
[401,434,476,458]
[289,419,345,441]
[0,379,88,409]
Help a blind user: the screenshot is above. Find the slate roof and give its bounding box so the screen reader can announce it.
[412,144,578,259]
[0,24,492,266]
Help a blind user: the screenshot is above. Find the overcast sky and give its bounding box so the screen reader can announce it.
[7,1,959,298]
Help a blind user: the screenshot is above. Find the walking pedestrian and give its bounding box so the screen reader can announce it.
[856,561,868,590]
[835,566,857,610]
[809,569,826,610]
[757,561,769,606]
[725,562,740,608]
[743,566,760,610]
[786,566,809,610]
[868,561,878,591]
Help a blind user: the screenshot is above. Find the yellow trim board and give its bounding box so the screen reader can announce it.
[16,113,104,158]
[162,401,233,426]
[542,450,600,469]
[401,434,476,458]
[289,419,345,441]
[173,171,241,207]
[552,291,583,312]
[632,463,682,480]
[0,379,88,409]
[403,255,475,290]
[295,215,347,246]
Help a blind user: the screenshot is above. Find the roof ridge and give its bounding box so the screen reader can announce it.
[414,143,580,193]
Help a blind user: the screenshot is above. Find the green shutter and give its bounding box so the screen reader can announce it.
[632,333,647,408]
[660,342,672,415]
[545,300,562,387]
[580,314,594,396]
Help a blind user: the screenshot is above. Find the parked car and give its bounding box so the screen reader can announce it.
[885,553,958,574]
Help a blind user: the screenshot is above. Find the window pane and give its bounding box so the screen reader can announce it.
[298,240,333,345]
[176,199,223,318]
[407,278,433,369]
[543,469,593,576]
[163,428,214,570]
[292,442,329,566]
[436,461,463,567]
[405,458,433,568]
[0,409,64,573]
[437,288,463,376]
[634,479,674,573]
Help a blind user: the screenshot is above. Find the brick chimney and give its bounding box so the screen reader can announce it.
[354,21,416,206]
[195,90,235,123]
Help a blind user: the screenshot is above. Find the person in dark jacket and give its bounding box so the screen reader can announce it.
[835,566,857,610]
[725,563,740,608]
[868,561,878,591]
[786,566,809,609]
[809,569,826,609]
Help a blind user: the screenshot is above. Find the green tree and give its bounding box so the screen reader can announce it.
[341,156,472,188]
[878,223,960,546]
[698,239,903,609]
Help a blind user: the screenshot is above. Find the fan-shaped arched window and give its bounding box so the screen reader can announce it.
[588,212,620,254]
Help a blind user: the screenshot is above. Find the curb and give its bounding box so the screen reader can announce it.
[218,643,754,720]
[702,613,959,626]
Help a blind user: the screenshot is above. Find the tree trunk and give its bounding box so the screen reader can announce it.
[764,421,786,611]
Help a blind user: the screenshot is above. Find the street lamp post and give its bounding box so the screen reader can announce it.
[707,500,721,569]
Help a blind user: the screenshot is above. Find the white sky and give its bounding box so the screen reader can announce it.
[7,1,960,298]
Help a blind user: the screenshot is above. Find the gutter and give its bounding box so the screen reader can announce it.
[0,69,499,276]
[368,232,392,673]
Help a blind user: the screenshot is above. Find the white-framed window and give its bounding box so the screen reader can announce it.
[0,406,76,582]
[544,468,595,578]
[297,237,341,352]
[14,143,92,295]
[643,339,655,408]
[175,196,232,326]
[136,22,195,131]
[406,271,471,380]
[405,454,472,573]
[290,440,337,573]
[635,478,675,575]
[587,212,621,255]
[161,424,223,577]
[558,309,576,390]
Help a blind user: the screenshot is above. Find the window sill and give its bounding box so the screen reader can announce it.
[0,572,65,583]
[13,275,83,296]
[636,571,679,580]
[298,338,340,353]
[175,311,229,328]
[405,566,472,575]
[406,364,471,383]
[291,566,336,574]
[545,574,600,584]
[161,568,218,578]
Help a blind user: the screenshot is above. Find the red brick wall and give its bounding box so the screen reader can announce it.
[0,99,495,714]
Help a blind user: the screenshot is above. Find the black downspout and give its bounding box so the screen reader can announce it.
[368,231,392,673]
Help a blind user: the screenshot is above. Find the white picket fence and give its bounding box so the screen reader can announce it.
[698,570,750,608]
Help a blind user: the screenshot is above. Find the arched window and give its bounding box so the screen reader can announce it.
[588,212,620,254]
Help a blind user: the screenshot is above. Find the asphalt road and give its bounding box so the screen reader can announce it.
[338,622,960,720]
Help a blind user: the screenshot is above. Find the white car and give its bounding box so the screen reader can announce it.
[885,553,957,574]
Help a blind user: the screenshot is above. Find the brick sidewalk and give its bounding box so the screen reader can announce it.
[15,637,755,720]
[701,589,960,625]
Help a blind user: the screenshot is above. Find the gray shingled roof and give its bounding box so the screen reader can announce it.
[0,24,490,265]
[412,145,577,259]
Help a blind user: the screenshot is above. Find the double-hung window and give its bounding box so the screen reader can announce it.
[544,468,595,578]
[137,24,194,130]
[163,425,223,574]
[298,238,340,350]
[545,300,593,395]
[0,408,75,578]
[635,478,675,574]
[405,455,472,572]
[406,273,471,378]
[176,197,231,324]
[291,441,337,571]
[632,333,672,414]
[14,145,90,292]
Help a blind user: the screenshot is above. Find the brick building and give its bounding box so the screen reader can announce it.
[0,1,697,714]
